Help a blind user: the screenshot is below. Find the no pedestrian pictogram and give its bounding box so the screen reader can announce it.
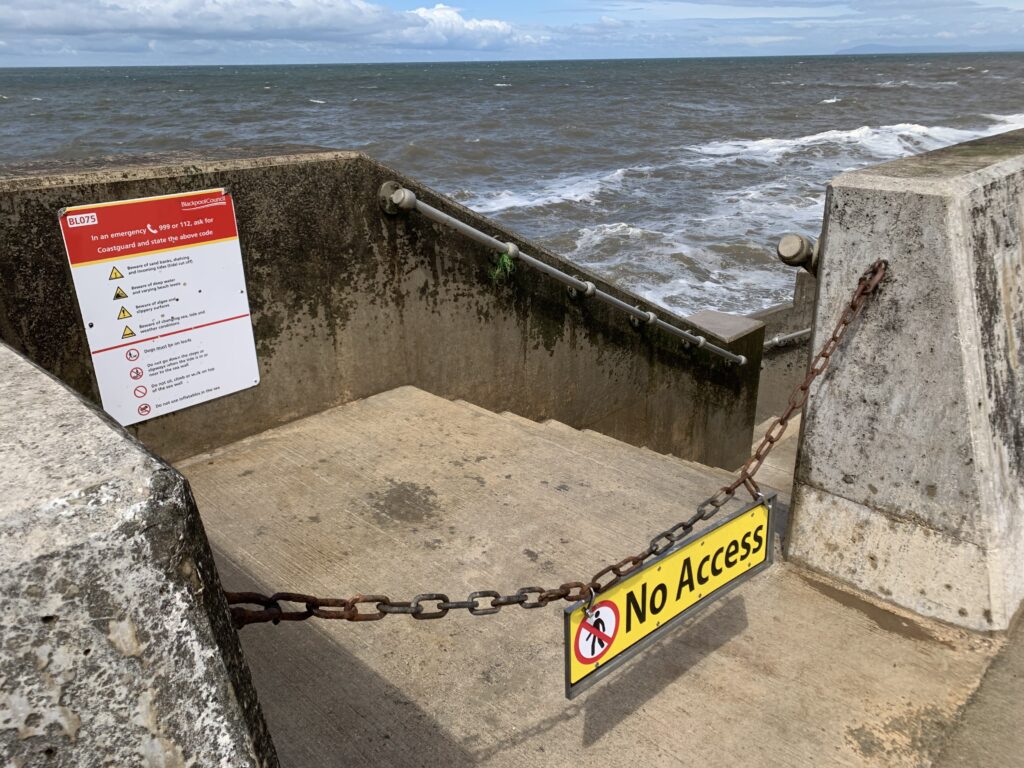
[573,601,619,666]
[129,367,144,380]
[137,404,152,417]
[133,385,148,399]
[125,349,140,362]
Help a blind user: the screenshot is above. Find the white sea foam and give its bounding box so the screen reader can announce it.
[820,97,842,104]
[308,98,326,104]
[467,168,628,213]
[686,113,1024,165]
[876,79,958,90]
[494,83,512,87]
[571,222,664,259]
[638,263,794,316]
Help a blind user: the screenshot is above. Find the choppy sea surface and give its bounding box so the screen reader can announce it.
[2,54,1023,314]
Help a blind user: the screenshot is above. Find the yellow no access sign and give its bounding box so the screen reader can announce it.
[564,499,774,698]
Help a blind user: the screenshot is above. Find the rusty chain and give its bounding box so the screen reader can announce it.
[225,259,888,629]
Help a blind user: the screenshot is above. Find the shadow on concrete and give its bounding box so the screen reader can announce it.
[215,553,477,768]
[582,594,749,746]
[463,595,749,762]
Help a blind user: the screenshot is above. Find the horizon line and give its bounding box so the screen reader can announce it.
[1,48,1022,71]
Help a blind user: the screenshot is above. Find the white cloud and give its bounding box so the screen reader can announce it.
[0,0,531,51]
[391,4,533,49]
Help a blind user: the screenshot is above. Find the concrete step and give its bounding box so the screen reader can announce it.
[492,406,789,506]
[178,387,998,768]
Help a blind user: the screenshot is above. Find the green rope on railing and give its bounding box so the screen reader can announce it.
[489,250,516,283]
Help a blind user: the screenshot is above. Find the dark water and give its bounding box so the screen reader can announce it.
[3,54,1023,313]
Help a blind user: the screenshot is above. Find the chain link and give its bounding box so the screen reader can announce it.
[225,260,888,628]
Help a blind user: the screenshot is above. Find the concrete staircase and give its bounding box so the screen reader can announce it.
[178,387,998,768]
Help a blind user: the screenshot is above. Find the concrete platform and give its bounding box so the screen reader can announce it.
[178,387,1000,767]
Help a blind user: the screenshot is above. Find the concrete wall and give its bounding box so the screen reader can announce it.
[751,269,816,422]
[0,150,763,469]
[0,342,277,766]
[787,128,1024,631]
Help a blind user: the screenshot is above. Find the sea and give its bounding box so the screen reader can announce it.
[2,53,1023,315]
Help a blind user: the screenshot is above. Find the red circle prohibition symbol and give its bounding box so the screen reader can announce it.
[574,600,619,666]
[129,367,144,380]
[133,385,148,398]
[125,349,140,362]
[137,404,152,416]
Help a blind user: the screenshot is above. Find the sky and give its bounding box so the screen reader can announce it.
[0,0,1022,67]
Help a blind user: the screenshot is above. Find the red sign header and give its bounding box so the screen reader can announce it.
[60,189,239,265]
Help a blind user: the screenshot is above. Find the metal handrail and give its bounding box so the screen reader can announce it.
[379,182,747,366]
[764,328,812,351]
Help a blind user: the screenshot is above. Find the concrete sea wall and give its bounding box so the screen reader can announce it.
[0,150,763,470]
[752,269,816,422]
[0,149,767,763]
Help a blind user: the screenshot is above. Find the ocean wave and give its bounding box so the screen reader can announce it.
[464,168,628,213]
[685,113,1024,164]
[874,79,958,90]
[571,222,668,258]
[308,98,326,104]
[820,97,842,104]
[638,263,795,316]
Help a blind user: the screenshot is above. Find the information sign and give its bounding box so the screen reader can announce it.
[59,189,259,426]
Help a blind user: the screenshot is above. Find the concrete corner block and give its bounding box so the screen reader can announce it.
[788,483,994,631]
[789,128,1024,631]
[0,343,277,766]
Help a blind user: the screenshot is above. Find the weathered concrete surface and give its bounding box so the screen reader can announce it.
[788,128,1024,631]
[180,387,999,767]
[0,342,277,766]
[751,269,816,422]
[934,608,1024,767]
[0,149,762,470]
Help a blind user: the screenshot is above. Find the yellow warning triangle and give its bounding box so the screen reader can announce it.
[113,286,128,300]
[121,326,136,339]
[117,306,132,320]
[109,266,124,280]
